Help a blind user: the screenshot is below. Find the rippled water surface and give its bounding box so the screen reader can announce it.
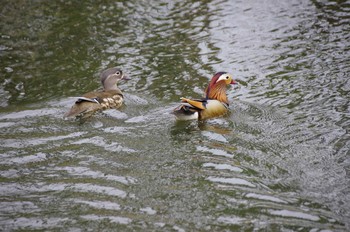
[1,0,349,231]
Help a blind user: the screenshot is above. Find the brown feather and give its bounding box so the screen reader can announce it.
[205,81,228,104]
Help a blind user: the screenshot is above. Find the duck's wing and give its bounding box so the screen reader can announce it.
[74,90,123,104]
[75,97,100,104]
[180,97,207,110]
[64,91,102,118]
[173,97,208,120]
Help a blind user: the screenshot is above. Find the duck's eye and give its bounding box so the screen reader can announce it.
[226,76,229,79]
[116,71,121,75]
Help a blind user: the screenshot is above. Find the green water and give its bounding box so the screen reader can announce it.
[1,0,349,231]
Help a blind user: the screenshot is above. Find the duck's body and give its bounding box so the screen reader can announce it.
[64,89,124,118]
[65,67,126,119]
[173,72,237,120]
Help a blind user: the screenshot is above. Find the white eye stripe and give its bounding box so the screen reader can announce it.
[216,74,231,82]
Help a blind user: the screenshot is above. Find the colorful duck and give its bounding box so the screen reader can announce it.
[65,67,127,119]
[173,72,237,120]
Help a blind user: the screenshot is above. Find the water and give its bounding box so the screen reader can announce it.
[1,0,349,231]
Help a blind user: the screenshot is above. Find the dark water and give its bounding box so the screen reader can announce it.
[1,0,349,231]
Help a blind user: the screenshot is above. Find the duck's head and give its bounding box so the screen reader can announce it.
[100,67,127,90]
[205,72,237,97]
[210,72,236,86]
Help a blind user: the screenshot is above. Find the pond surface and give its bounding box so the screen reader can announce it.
[1,0,349,231]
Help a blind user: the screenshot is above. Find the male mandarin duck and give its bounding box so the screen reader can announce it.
[173,72,237,120]
[64,67,127,119]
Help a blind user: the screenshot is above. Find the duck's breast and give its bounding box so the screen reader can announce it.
[200,100,229,119]
[100,94,123,109]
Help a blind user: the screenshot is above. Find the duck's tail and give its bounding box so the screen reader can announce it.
[64,98,102,119]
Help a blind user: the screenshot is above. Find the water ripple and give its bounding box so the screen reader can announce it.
[80,215,132,225]
[74,199,121,211]
[54,166,136,185]
[268,209,320,222]
[207,176,256,188]
[196,145,234,158]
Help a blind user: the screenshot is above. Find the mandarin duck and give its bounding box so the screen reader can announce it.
[64,67,127,119]
[173,72,237,120]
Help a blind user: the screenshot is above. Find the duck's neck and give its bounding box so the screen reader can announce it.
[104,85,119,91]
[205,81,228,104]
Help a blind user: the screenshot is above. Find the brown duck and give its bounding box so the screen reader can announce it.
[65,67,127,119]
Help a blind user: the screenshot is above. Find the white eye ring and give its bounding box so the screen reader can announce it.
[116,71,121,75]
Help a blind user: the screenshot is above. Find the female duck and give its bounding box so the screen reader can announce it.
[173,72,237,120]
[65,67,127,119]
